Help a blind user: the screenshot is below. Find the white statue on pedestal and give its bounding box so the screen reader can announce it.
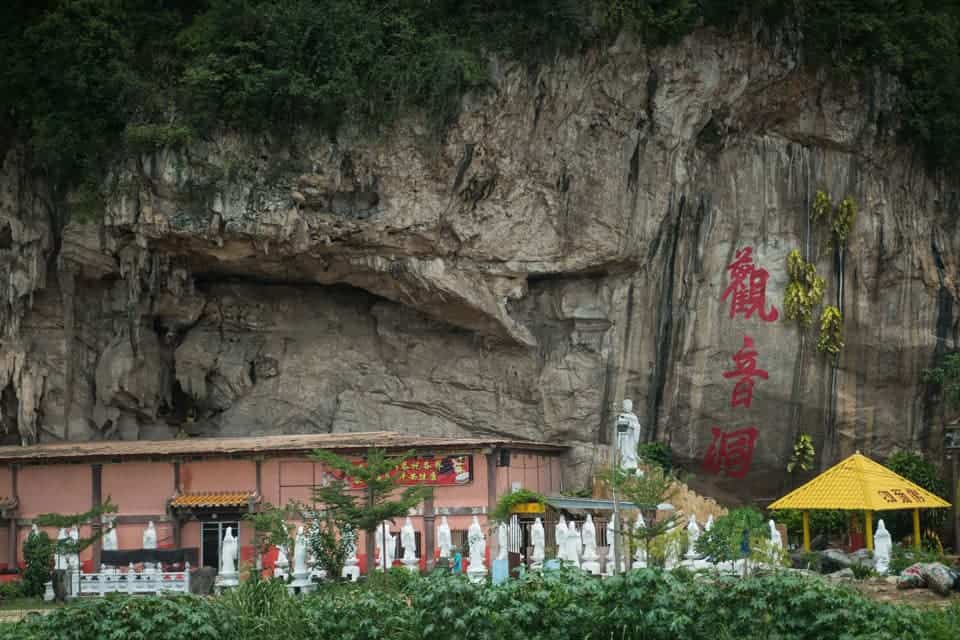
[705,515,714,531]
[341,526,360,581]
[217,527,239,588]
[685,515,701,560]
[874,519,892,575]
[580,515,600,574]
[767,520,783,565]
[142,521,157,550]
[292,525,309,580]
[274,543,289,579]
[102,516,118,551]
[467,516,487,582]
[496,522,509,561]
[401,517,419,572]
[55,528,68,570]
[375,521,395,570]
[531,518,545,568]
[632,512,647,569]
[565,522,582,568]
[437,516,452,560]
[617,399,642,471]
[555,517,569,561]
[68,525,80,571]
[604,514,624,575]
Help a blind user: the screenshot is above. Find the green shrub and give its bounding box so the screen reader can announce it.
[21,531,52,599]
[638,441,673,472]
[0,581,24,600]
[696,507,766,563]
[776,509,847,547]
[883,450,949,540]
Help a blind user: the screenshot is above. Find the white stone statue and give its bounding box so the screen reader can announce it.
[632,512,647,569]
[102,516,118,552]
[142,521,157,550]
[68,525,80,570]
[437,516,452,560]
[555,517,569,561]
[220,527,238,575]
[467,516,487,582]
[874,519,892,575]
[605,515,617,570]
[55,528,69,570]
[293,525,309,579]
[341,526,360,581]
[616,399,642,471]
[375,521,395,570]
[496,522,509,561]
[531,518,545,567]
[565,522,582,568]
[685,515,701,560]
[401,517,417,561]
[274,543,289,579]
[767,520,783,565]
[705,515,714,531]
[581,515,600,574]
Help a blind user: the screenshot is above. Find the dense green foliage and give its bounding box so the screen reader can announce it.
[638,441,674,472]
[883,450,949,539]
[775,508,848,547]
[490,488,546,523]
[21,532,53,599]
[696,507,767,563]
[924,351,960,407]
[3,1,960,213]
[2,570,958,640]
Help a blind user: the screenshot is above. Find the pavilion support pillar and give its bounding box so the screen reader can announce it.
[864,511,873,551]
[802,511,810,552]
[912,509,921,550]
[423,493,435,572]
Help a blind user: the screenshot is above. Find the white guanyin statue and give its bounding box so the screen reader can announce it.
[401,517,418,562]
[874,520,892,575]
[374,521,395,570]
[705,515,714,531]
[102,516,118,551]
[632,512,647,569]
[617,399,642,471]
[468,516,485,567]
[55,528,68,570]
[686,515,701,559]
[496,522,509,561]
[531,518,545,567]
[220,527,238,575]
[555,517,569,561]
[293,525,309,578]
[437,516,452,559]
[581,515,598,561]
[769,520,783,550]
[565,521,581,567]
[142,521,157,550]
[68,526,80,570]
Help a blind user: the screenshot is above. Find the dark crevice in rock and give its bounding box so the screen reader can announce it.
[0,223,11,250]
[627,138,641,192]
[647,193,684,441]
[451,143,475,194]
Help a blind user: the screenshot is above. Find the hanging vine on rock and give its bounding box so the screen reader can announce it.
[787,433,815,473]
[784,250,825,327]
[817,305,844,357]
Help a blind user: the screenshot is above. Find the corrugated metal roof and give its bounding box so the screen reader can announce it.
[0,432,567,462]
[170,491,257,509]
[769,452,951,511]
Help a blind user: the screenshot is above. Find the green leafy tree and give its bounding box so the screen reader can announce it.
[244,502,295,579]
[606,465,680,569]
[695,507,766,565]
[21,530,54,598]
[311,448,430,572]
[35,499,119,558]
[923,351,960,407]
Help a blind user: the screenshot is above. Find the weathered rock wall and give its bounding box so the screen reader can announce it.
[1,30,958,501]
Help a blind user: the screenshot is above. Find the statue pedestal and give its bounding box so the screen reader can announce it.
[341,564,360,581]
[631,556,647,570]
[43,581,54,602]
[582,558,602,575]
[467,563,487,584]
[273,561,289,580]
[401,557,419,573]
[215,572,239,591]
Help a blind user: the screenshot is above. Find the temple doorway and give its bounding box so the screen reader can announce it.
[201,520,239,570]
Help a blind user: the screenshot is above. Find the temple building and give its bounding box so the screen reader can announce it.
[0,432,567,573]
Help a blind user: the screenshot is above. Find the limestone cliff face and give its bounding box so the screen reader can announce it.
[1,30,958,502]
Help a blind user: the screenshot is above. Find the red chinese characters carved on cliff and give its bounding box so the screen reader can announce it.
[721,247,779,322]
[722,335,768,409]
[702,426,759,479]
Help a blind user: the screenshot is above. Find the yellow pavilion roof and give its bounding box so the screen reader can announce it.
[769,452,951,511]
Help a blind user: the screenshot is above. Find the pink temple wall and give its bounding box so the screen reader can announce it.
[179,459,256,493]
[18,465,92,518]
[102,462,174,515]
[0,467,13,500]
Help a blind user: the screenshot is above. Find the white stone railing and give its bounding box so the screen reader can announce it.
[76,564,191,597]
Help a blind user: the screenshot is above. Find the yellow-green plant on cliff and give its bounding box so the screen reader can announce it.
[811,190,832,225]
[784,250,825,327]
[832,197,857,243]
[817,305,844,357]
[787,433,815,473]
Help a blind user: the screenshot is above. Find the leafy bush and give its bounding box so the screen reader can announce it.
[490,488,546,523]
[638,441,673,472]
[883,450,949,539]
[0,581,24,600]
[776,509,848,547]
[21,531,52,598]
[695,507,766,562]
[4,570,960,640]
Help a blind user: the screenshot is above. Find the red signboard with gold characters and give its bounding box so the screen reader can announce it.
[334,455,473,488]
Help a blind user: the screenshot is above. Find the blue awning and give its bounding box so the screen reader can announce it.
[545,496,638,512]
